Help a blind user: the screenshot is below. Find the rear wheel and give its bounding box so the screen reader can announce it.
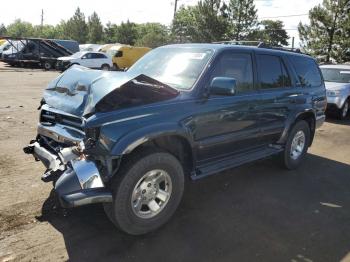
[101,64,110,71]
[338,100,349,120]
[104,150,184,235]
[43,61,52,71]
[282,120,310,170]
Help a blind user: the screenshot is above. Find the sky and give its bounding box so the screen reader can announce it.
[1,0,323,46]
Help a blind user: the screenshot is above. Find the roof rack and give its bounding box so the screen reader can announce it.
[213,40,263,46]
[213,40,303,54]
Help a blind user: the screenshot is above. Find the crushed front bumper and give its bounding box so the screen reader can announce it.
[24,138,112,208]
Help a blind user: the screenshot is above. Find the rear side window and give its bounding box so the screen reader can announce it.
[95,53,107,59]
[289,56,322,87]
[210,52,254,94]
[257,54,291,89]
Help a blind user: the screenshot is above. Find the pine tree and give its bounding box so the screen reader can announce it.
[0,23,7,36]
[115,20,138,45]
[88,12,103,43]
[64,7,88,43]
[195,0,229,42]
[104,22,118,43]
[258,20,289,47]
[172,0,228,43]
[298,0,350,63]
[228,0,258,40]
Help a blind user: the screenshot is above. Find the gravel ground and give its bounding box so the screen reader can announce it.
[0,62,350,262]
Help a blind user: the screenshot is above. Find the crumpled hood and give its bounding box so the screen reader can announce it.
[325,81,350,91]
[43,65,179,117]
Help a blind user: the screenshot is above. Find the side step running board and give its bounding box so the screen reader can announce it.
[191,147,283,180]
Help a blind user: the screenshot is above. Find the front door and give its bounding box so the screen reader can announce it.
[193,50,262,163]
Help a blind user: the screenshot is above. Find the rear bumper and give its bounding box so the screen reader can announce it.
[24,138,112,208]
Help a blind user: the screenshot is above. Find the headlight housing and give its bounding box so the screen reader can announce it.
[327,90,341,97]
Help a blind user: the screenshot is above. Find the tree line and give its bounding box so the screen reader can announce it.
[0,0,349,62]
[0,1,289,48]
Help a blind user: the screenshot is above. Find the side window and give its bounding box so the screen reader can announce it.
[91,53,100,59]
[210,52,254,94]
[93,53,106,59]
[257,54,291,89]
[98,53,107,59]
[289,56,322,87]
[115,51,123,58]
[82,53,92,59]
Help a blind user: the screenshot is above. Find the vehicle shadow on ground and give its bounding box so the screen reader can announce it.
[38,154,350,262]
[325,117,350,126]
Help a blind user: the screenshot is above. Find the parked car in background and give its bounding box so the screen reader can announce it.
[103,44,151,70]
[320,64,350,119]
[56,51,113,70]
[0,40,11,57]
[24,43,326,235]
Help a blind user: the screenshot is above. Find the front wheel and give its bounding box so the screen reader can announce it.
[282,120,310,170]
[338,100,349,120]
[104,150,184,235]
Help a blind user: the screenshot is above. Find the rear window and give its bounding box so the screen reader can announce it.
[94,53,107,59]
[256,54,291,89]
[289,56,322,87]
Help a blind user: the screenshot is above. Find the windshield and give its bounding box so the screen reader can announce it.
[127,47,214,90]
[71,51,85,58]
[107,49,118,57]
[321,68,350,83]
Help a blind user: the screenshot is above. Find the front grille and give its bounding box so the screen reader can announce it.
[41,109,83,129]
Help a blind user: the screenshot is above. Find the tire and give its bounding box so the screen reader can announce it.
[101,64,110,71]
[337,100,349,120]
[43,61,52,71]
[113,63,120,71]
[104,149,184,235]
[282,120,311,170]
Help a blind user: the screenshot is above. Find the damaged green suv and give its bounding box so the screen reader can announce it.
[24,44,326,235]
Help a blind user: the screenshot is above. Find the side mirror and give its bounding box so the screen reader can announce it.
[210,77,237,96]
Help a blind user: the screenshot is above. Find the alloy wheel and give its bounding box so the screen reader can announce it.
[131,169,172,219]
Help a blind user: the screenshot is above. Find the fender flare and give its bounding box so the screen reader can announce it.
[110,123,195,157]
[277,109,316,145]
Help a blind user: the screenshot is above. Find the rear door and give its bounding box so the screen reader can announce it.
[288,56,326,121]
[80,53,93,67]
[254,52,299,144]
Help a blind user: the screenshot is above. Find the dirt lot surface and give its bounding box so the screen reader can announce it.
[0,62,350,262]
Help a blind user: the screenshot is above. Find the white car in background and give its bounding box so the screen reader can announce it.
[320,64,350,120]
[56,51,113,71]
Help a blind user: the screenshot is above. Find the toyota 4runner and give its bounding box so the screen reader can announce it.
[24,43,326,235]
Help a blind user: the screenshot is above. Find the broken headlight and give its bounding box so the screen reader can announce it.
[84,127,100,149]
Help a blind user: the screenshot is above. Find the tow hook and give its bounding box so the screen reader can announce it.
[23,145,34,154]
[23,140,37,154]
[41,169,63,183]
